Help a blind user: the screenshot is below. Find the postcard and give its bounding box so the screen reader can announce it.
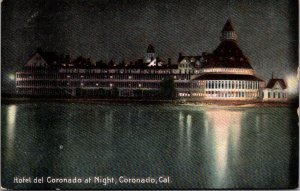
[1,0,298,190]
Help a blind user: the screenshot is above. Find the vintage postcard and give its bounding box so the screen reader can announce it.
[1,0,298,190]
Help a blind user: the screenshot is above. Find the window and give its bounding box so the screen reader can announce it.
[273,92,276,98]
[268,92,270,98]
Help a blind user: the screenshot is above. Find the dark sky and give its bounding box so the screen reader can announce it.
[1,0,298,94]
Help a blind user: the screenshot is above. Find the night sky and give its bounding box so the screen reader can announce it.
[1,0,298,94]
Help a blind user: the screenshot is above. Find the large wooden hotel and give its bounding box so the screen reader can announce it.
[15,20,288,101]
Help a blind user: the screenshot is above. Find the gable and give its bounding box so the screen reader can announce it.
[180,58,189,64]
[24,53,48,67]
[272,81,283,90]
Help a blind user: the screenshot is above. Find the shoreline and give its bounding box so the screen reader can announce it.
[1,97,298,108]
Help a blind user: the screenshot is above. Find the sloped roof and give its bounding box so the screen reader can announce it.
[202,41,253,69]
[178,55,201,63]
[193,74,264,81]
[266,79,287,89]
[34,48,59,64]
[24,48,59,67]
[147,44,155,53]
[222,19,234,32]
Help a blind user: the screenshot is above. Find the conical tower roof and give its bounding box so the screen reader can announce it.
[222,19,234,32]
[147,44,155,53]
[202,19,253,69]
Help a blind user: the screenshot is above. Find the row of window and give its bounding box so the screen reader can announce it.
[206,80,259,90]
[18,68,195,75]
[179,63,192,69]
[16,73,191,81]
[201,68,253,74]
[205,91,258,98]
[265,92,287,99]
[17,88,67,95]
[17,80,199,90]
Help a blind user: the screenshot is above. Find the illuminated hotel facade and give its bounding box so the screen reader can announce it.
[16,20,276,101]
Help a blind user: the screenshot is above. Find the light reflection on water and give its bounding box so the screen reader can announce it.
[6,105,17,159]
[1,103,297,189]
[204,110,243,188]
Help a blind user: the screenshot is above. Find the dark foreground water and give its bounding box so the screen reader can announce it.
[1,103,298,189]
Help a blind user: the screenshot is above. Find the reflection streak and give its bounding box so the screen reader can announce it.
[205,109,243,187]
[6,105,17,159]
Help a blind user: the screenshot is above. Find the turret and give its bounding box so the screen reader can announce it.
[220,19,237,41]
[144,44,156,63]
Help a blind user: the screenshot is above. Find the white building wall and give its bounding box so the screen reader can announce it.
[263,89,288,101]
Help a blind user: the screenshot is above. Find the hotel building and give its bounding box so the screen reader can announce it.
[16,19,285,101]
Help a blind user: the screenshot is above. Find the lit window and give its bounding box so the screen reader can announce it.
[96,83,99,86]
[81,83,84,86]
[110,76,113,79]
[110,83,113,87]
[81,75,84,78]
[67,75,70,78]
[139,84,142,88]
[129,76,132,79]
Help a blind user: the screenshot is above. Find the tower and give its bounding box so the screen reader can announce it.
[220,19,237,41]
[144,44,156,63]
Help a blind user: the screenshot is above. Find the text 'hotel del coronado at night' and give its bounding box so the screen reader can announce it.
[16,19,288,101]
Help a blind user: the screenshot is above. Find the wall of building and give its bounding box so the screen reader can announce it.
[262,89,288,101]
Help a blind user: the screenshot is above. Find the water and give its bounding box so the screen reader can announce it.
[1,103,298,189]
